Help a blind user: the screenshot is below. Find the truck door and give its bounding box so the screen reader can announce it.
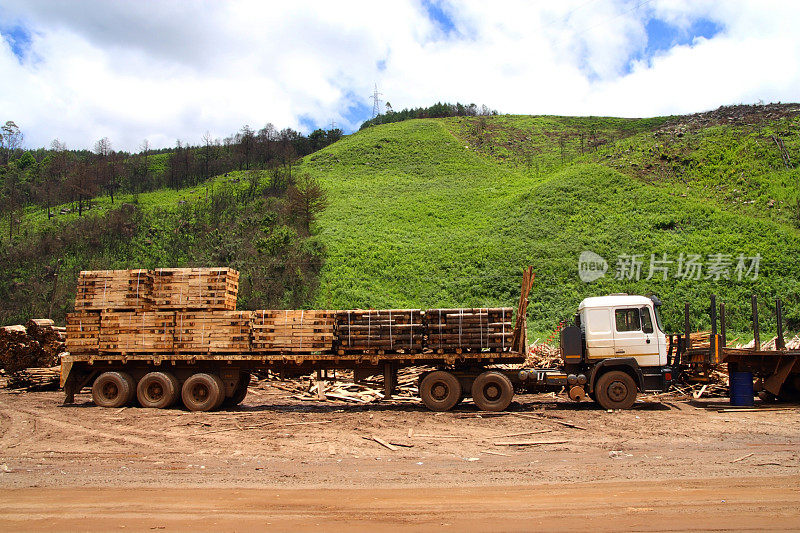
[612,307,660,367]
[584,308,615,359]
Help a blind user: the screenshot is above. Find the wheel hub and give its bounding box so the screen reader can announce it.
[191,384,209,402]
[484,384,501,401]
[101,382,118,400]
[608,381,628,402]
[147,383,164,400]
[431,382,449,401]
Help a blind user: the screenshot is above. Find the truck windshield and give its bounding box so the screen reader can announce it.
[653,306,665,332]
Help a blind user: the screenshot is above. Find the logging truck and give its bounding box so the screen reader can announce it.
[61,266,674,412]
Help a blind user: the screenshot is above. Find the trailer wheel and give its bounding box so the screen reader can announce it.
[223,371,251,407]
[471,371,514,412]
[595,370,637,410]
[92,371,135,408]
[181,373,224,412]
[137,372,179,409]
[420,371,462,411]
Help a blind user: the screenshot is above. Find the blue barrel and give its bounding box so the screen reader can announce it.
[730,371,754,406]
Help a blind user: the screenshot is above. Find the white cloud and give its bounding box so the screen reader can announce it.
[0,0,798,151]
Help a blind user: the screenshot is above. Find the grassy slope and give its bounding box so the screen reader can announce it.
[301,115,800,337]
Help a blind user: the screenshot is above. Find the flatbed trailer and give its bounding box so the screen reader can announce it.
[673,294,800,401]
[61,267,676,412]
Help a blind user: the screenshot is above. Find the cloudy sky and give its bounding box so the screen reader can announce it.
[1,0,799,151]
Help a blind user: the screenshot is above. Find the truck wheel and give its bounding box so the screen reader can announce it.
[420,371,462,411]
[223,371,251,407]
[181,373,224,412]
[92,371,135,408]
[137,372,179,409]
[471,371,514,412]
[595,370,637,410]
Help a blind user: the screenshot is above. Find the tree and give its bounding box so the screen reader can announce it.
[285,173,328,235]
[0,120,24,166]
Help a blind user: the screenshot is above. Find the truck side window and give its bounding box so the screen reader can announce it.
[640,307,654,333]
[615,308,641,332]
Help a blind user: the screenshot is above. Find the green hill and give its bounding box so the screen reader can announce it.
[300,106,800,337]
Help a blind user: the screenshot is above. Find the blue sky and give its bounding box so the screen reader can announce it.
[0,0,798,151]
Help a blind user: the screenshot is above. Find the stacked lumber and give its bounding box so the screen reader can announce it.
[688,331,711,349]
[6,366,60,391]
[152,267,238,310]
[174,311,251,353]
[74,269,152,311]
[425,308,514,352]
[335,310,423,353]
[251,310,334,353]
[65,312,101,354]
[99,311,174,353]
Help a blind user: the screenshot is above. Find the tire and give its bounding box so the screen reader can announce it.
[594,370,637,410]
[181,373,224,412]
[223,372,251,407]
[471,371,514,412]
[92,371,135,408]
[137,371,179,409]
[420,371,462,412]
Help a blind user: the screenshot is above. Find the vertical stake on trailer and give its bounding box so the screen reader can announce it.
[776,298,785,351]
[751,294,760,350]
[684,302,691,358]
[383,362,394,400]
[719,303,727,350]
[710,295,717,364]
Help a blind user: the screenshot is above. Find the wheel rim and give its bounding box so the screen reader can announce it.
[101,381,119,400]
[483,383,501,402]
[190,383,210,403]
[146,382,164,401]
[607,380,628,402]
[431,381,449,401]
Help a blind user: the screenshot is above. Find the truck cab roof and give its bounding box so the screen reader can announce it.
[578,294,654,310]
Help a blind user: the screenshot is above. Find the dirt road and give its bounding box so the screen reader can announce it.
[2,477,800,531]
[1,383,799,530]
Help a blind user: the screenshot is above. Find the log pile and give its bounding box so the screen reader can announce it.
[99,311,174,354]
[0,322,65,373]
[74,269,152,311]
[251,310,334,353]
[334,310,423,353]
[174,311,251,353]
[425,308,514,352]
[152,267,238,310]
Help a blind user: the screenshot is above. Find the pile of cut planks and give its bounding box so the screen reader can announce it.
[174,311,251,353]
[251,310,334,353]
[99,311,174,353]
[270,366,426,404]
[65,312,101,354]
[425,308,514,352]
[152,267,238,310]
[6,366,61,391]
[335,310,423,353]
[74,269,152,311]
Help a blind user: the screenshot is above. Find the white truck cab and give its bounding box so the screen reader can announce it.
[578,294,668,367]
